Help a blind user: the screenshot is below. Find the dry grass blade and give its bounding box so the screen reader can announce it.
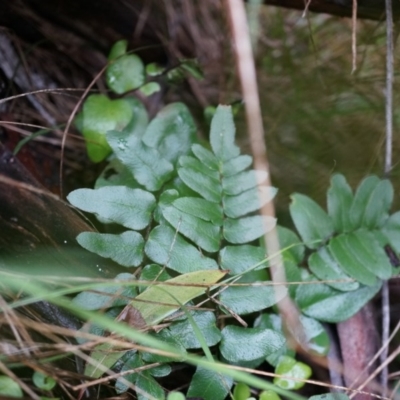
[59,65,108,198]
[224,0,302,346]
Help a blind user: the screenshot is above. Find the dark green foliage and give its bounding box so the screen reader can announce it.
[289,194,334,249]
[220,325,286,364]
[80,95,134,162]
[68,102,288,398]
[69,104,278,278]
[187,367,233,400]
[66,43,400,400]
[309,247,359,292]
[106,40,145,95]
[254,314,329,361]
[274,356,312,390]
[289,173,399,323]
[69,96,400,397]
[69,98,400,397]
[72,273,136,310]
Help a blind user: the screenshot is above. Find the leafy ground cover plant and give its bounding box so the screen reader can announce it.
[290,174,399,322]
[63,41,400,400]
[69,99,294,398]
[3,40,398,400]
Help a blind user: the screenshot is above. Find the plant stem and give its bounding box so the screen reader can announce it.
[224,0,303,345]
[381,0,394,394]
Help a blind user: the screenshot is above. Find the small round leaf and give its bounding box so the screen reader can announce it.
[32,371,56,391]
[273,356,312,390]
[106,54,145,94]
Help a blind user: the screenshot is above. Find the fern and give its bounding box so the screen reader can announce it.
[65,41,400,400]
[68,103,300,399]
[289,174,397,322]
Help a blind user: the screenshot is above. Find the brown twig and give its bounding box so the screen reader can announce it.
[59,66,108,198]
[381,0,394,393]
[351,0,358,73]
[224,0,302,345]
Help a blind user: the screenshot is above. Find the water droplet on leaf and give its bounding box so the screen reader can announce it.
[117,138,128,151]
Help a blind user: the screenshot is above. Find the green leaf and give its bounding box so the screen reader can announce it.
[253,313,292,366]
[163,205,221,252]
[309,247,359,291]
[103,98,175,191]
[86,342,128,378]
[284,259,302,298]
[114,96,149,138]
[115,352,141,393]
[187,366,233,400]
[0,375,23,398]
[145,225,218,273]
[143,103,197,164]
[146,62,165,77]
[107,129,174,192]
[221,155,253,177]
[347,231,392,279]
[290,194,334,249]
[106,52,145,94]
[223,216,276,244]
[220,283,287,315]
[223,186,277,218]
[191,144,219,170]
[255,313,329,359]
[141,330,187,364]
[327,174,353,233]
[73,273,136,310]
[178,163,221,202]
[349,175,381,229]
[220,245,267,275]
[299,316,330,356]
[328,234,380,285]
[166,176,199,198]
[32,371,56,391]
[295,273,381,322]
[76,308,121,345]
[273,356,312,390]
[77,231,144,267]
[154,189,180,223]
[95,158,139,189]
[167,392,186,400]
[139,81,161,96]
[67,186,156,230]
[362,179,393,229]
[172,197,223,224]
[382,211,400,253]
[259,390,282,400]
[233,383,251,400]
[167,311,221,349]
[220,325,285,363]
[129,269,227,326]
[140,264,171,284]
[277,226,305,264]
[135,371,165,400]
[139,264,171,294]
[167,66,186,83]
[82,95,133,162]
[223,170,267,195]
[309,394,350,400]
[179,155,219,179]
[210,105,240,162]
[149,364,172,377]
[179,58,204,80]
[108,40,128,60]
